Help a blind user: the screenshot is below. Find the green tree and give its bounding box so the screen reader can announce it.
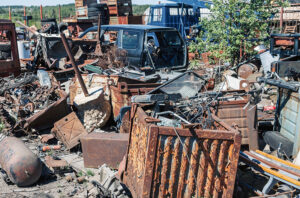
[193,0,284,66]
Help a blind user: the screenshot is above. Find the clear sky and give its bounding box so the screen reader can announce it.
[0,0,170,6]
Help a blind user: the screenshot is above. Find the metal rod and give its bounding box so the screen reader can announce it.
[155,111,191,124]
[59,5,61,23]
[60,32,89,97]
[40,5,43,20]
[9,7,11,20]
[16,21,39,36]
[23,6,26,26]
[280,0,284,33]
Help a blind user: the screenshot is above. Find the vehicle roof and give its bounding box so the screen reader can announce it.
[150,3,194,8]
[101,25,177,31]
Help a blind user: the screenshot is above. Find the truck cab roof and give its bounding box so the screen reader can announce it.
[100,25,177,31]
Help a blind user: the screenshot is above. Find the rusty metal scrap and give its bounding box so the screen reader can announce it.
[52,112,88,149]
[81,132,129,169]
[0,73,68,133]
[122,105,241,198]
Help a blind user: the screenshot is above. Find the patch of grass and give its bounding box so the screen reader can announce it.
[77,171,84,177]
[86,170,95,177]
[0,119,4,133]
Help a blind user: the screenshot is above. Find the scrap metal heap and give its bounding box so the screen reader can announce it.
[0,19,300,198]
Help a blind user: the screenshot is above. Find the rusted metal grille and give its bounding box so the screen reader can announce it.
[123,106,242,198]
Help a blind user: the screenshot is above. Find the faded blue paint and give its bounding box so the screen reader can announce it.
[279,91,300,156]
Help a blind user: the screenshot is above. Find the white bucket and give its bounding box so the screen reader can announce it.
[17,40,30,59]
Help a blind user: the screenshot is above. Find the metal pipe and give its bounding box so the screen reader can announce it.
[155,111,191,124]
[16,21,39,36]
[9,7,11,20]
[40,5,43,20]
[60,32,89,97]
[280,0,284,33]
[59,5,61,23]
[23,6,26,26]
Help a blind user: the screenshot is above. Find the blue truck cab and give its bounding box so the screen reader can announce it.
[147,3,201,38]
[98,25,188,70]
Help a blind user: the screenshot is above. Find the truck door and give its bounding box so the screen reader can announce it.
[118,29,144,67]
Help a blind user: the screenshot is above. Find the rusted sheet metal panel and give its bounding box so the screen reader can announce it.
[214,97,258,149]
[81,132,129,169]
[123,106,242,198]
[110,82,160,119]
[24,91,70,130]
[52,112,88,149]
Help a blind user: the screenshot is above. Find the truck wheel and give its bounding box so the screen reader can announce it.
[0,43,11,52]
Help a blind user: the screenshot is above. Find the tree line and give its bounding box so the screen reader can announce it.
[0,4,149,28]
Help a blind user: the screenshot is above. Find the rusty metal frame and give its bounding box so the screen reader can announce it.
[0,20,20,77]
[123,106,242,198]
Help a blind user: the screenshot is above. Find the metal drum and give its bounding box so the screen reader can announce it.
[0,136,42,186]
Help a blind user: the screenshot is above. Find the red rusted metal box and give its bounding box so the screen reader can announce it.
[81,132,129,169]
[0,20,20,77]
[122,105,242,198]
[213,94,258,150]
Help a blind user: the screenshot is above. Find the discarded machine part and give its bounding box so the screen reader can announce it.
[52,112,88,149]
[147,71,206,98]
[44,156,68,169]
[264,88,300,157]
[224,75,250,91]
[0,136,42,187]
[110,82,160,119]
[122,105,241,198]
[81,132,129,169]
[270,33,300,56]
[237,63,258,79]
[257,77,300,92]
[130,94,182,104]
[271,60,300,78]
[24,90,70,130]
[214,96,259,150]
[0,20,20,77]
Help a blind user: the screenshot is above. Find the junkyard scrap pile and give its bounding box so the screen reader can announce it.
[1,16,300,198]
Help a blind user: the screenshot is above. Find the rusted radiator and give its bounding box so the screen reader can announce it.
[123,106,242,198]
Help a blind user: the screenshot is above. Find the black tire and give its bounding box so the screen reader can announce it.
[0,43,11,52]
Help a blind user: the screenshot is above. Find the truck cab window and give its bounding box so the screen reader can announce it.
[122,30,140,49]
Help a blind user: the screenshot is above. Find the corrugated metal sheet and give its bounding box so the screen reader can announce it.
[123,106,242,198]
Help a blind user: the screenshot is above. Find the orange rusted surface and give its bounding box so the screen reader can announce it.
[123,106,242,198]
